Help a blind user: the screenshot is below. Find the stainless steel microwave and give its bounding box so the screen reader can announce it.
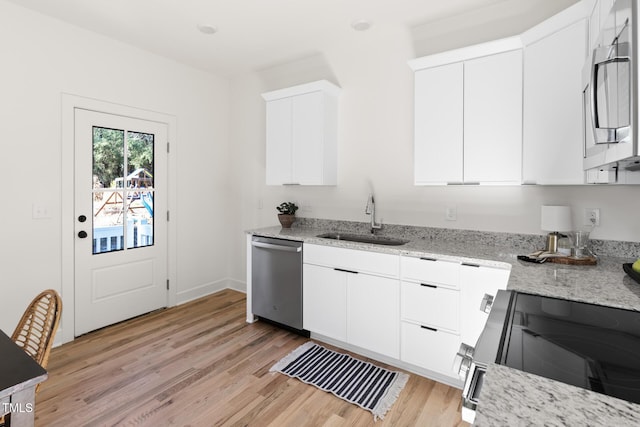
[582,0,640,172]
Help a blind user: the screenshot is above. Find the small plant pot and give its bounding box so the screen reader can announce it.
[278,214,296,228]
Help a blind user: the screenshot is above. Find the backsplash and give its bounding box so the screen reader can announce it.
[294,218,640,259]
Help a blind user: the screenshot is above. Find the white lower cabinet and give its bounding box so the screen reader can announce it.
[303,263,347,342]
[302,245,511,385]
[400,255,461,381]
[303,244,399,358]
[459,264,510,346]
[401,281,459,332]
[348,273,399,359]
[400,322,460,376]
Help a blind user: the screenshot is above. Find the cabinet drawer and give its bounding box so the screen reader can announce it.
[401,321,460,377]
[304,243,399,277]
[400,256,459,288]
[401,281,459,332]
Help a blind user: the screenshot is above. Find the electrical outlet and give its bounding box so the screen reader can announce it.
[298,200,311,213]
[32,203,51,219]
[446,206,457,221]
[584,208,600,226]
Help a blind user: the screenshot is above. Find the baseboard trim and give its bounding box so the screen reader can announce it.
[226,279,246,293]
[176,279,228,305]
[176,278,246,305]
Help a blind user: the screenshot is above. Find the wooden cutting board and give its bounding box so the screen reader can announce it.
[547,256,597,265]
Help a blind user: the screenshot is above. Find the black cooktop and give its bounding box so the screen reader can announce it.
[499,293,640,404]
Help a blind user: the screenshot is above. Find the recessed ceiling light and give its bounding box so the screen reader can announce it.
[351,20,372,31]
[197,24,218,35]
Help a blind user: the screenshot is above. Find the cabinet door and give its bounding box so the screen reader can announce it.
[347,274,400,359]
[589,0,600,51]
[292,92,325,185]
[459,265,510,346]
[414,63,464,184]
[265,97,293,185]
[303,264,347,341]
[523,19,587,185]
[464,49,523,183]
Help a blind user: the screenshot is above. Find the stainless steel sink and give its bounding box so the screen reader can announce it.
[316,232,409,246]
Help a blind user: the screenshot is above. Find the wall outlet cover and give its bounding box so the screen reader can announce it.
[584,208,600,226]
[446,206,457,221]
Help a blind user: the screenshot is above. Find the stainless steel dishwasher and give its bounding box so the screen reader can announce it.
[251,236,308,336]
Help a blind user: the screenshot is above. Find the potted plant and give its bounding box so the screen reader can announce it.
[276,202,298,228]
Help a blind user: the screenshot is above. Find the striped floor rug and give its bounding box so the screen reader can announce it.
[270,341,409,420]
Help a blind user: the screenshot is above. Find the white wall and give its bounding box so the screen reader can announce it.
[0,0,230,333]
[228,0,640,288]
[1,0,636,336]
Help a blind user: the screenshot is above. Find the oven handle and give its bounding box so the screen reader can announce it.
[462,364,485,412]
[251,241,302,252]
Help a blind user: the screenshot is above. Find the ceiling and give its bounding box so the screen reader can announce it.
[6,0,570,77]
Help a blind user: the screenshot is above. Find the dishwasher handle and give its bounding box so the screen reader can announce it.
[251,241,302,253]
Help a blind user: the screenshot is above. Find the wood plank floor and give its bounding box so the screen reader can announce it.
[36,290,469,426]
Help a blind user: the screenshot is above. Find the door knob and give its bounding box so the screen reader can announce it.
[480,294,494,313]
[78,231,88,238]
[78,215,87,223]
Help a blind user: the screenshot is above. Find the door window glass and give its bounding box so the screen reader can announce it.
[92,127,155,254]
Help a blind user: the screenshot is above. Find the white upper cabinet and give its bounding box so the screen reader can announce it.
[589,0,615,50]
[262,80,340,186]
[464,49,523,184]
[414,63,464,184]
[522,5,588,185]
[410,38,523,185]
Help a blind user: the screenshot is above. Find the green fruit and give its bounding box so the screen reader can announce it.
[633,259,640,273]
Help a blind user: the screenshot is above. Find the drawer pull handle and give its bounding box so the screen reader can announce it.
[334,268,358,274]
[461,262,480,268]
[420,257,437,262]
[420,283,437,288]
[420,325,438,332]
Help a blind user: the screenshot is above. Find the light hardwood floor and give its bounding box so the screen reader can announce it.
[36,290,468,426]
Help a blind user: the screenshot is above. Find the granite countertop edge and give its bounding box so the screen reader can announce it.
[247,224,640,426]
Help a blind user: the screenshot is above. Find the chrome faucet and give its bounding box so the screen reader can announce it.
[365,194,382,233]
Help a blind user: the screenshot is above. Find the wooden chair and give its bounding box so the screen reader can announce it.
[0,290,62,426]
[11,289,63,384]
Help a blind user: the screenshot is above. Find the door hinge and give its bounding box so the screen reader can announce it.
[167,210,170,221]
[167,142,170,153]
[166,279,170,290]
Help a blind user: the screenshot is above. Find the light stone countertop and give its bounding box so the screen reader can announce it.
[248,222,640,426]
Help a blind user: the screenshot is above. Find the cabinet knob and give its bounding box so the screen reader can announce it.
[452,342,475,380]
[480,293,494,313]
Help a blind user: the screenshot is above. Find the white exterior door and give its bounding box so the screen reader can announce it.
[74,108,168,336]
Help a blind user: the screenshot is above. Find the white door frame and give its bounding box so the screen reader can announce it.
[61,93,178,344]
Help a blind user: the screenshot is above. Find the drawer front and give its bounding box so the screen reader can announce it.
[304,243,399,277]
[401,321,460,377]
[401,281,459,332]
[401,256,459,288]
